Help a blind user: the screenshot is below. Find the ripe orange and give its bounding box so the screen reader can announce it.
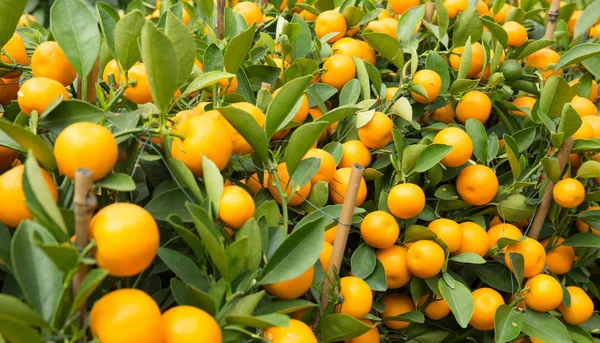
[358,112,393,149]
[229,102,266,155]
[572,120,594,140]
[541,237,575,275]
[553,178,585,209]
[339,140,372,168]
[444,0,468,19]
[268,162,311,206]
[375,245,412,289]
[123,63,153,104]
[433,127,473,167]
[449,43,484,79]
[377,9,393,19]
[358,40,376,65]
[504,237,546,278]
[456,91,492,124]
[102,59,122,87]
[503,21,528,47]
[171,115,232,177]
[510,96,537,116]
[315,10,347,43]
[568,10,582,36]
[320,241,333,269]
[17,77,69,116]
[330,167,367,206]
[233,1,263,26]
[570,95,598,117]
[216,75,239,94]
[385,87,398,102]
[389,0,419,14]
[163,306,221,343]
[90,203,159,277]
[469,288,504,331]
[361,211,400,249]
[454,222,489,257]
[325,225,338,244]
[365,18,397,37]
[489,3,513,23]
[418,294,451,320]
[582,116,600,138]
[322,55,356,90]
[0,33,29,78]
[525,48,562,79]
[263,319,317,343]
[381,293,415,329]
[331,38,362,59]
[387,183,425,219]
[345,319,379,343]
[299,9,317,21]
[523,274,563,312]
[558,286,594,325]
[486,223,523,248]
[406,240,445,278]
[430,104,456,124]
[264,266,314,299]
[570,79,598,102]
[308,106,338,140]
[218,185,255,229]
[0,165,58,228]
[576,206,600,234]
[428,218,462,253]
[590,24,600,38]
[31,41,77,86]
[54,122,118,181]
[411,70,442,104]
[90,289,164,343]
[272,89,309,123]
[18,14,37,27]
[336,276,373,319]
[456,164,498,205]
[476,0,488,15]
[303,148,337,184]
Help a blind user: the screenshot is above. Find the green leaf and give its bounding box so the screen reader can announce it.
[187,203,228,278]
[157,247,210,291]
[391,97,413,123]
[362,32,403,68]
[96,3,118,59]
[353,58,370,101]
[35,243,78,273]
[39,100,103,135]
[404,225,437,242]
[264,75,313,138]
[204,44,224,73]
[259,217,325,285]
[574,1,600,37]
[449,253,486,264]
[474,263,517,293]
[167,159,203,203]
[291,157,320,190]
[320,314,373,343]
[452,8,483,47]
[435,0,449,40]
[140,21,178,113]
[557,103,582,141]
[284,122,327,177]
[168,215,204,261]
[562,233,600,248]
[70,269,109,315]
[504,135,521,180]
[465,118,488,165]
[226,313,290,329]
[351,243,376,279]
[315,103,369,124]
[577,161,600,179]
[397,5,425,44]
[541,156,561,182]
[522,310,571,343]
[566,323,595,343]
[555,43,600,71]
[508,252,524,284]
[186,285,217,315]
[515,39,555,60]
[364,259,387,291]
[145,188,193,222]
[202,155,224,215]
[290,15,314,60]
[539,76,570,119]
[183,71,235,97]
[383,310,425,324]
[0,294,46,327]
[0,120,56,171]
[438,276,474,328]
[256,299,317,315]
[224,24,256,74]
[481,17,508,47]
[237,218,262,271]
[426,51,450,92]
[494,305,523,343]
[95,173,136,191]
[413,144,453,173]
[50,0,101,77]
[0,315,42,343]
[457,38,472,80]
[165,11,196,87]
[0,0,27,47]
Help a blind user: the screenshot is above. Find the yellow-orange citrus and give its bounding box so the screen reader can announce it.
[428,218,462,253]
[303,148,337,184]
[264,266,314,299]
[387,183,426,219]
[163,306,222,343]
[469,288,504,331]
[375,245,412,289]
[433,127,473,167]
[233,2,263,26]
[1,33,29,78]
[218,185,255,229]
[406,240,445,278]
[361,211,400,249]
[558,286,594,325]
[411,69,442,104]
[523,274,563,312]
[454,222,489,257]
[541,237,575,275]
[503,21,528,47]
[418,294,451,320]
[504,237,546,278]
[358,112,393,149]
[456,91,492,124]
[381,293,415,329]
[17,77,69,115]
[315,10,347,43]
[31,41,77,86]
[330,167,367,206]
[123,63,153,104]
[449,43,484,79]
[553,178,585,209]
[339,140,372,168]
[487,223,522,248]
[322,55,356,90]
[336,276,373,319]
[263,319,317,343]
[456,164,498,205]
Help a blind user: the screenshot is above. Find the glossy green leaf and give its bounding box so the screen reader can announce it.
[0,294,46,327]
[465,118,488,165]
[555,43,600,71]
[167,158,203,203]
[96,3,118,58]
[574,1,600,37]
[157,247,210,291]
[186,285,217,315]
[320,314,373,343]
[494,305,523,343]
[363,32,403,68]
[202,155,224,215]
[165,11,196,87]
[452,8,483,47]
[449,253,486,264]
[35,243,78,273]
[226,313,290,329]
[264,75,313,138]
[522,310,571,343]
[95,173,136,191]
[562,233,600,248]
[438,276,474,328]
[0,0,27,46]
[284,122,327,177]
[396,5,424,44]
[39,100,103,135]
[413,144,452,173]
[255,299,317,315]
[70,269,109,314]
[224,24,256,74]
[0,315,42,343]
[187,203,228,279]
[0,120,56,171]
[182,71,235,97]
[350,243,376,279]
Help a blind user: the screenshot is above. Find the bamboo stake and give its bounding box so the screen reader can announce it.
[544,0,561,40]
[72,169,97,323]
[424,2,435,23]
[217,0,225,40]
[320,164,365,311]
[528,138,574,239]
[76,59,99,103]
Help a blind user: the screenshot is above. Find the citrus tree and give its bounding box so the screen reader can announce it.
[0,0,600,342]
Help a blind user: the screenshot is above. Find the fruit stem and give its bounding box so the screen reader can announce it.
[269,164,289,232]
[0,60,31,72]
[29,111,38,135]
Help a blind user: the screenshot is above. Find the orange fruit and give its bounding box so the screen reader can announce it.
[358,40,376,65]
[0,33,29,78]
[331,38,363,59]
[365,18,397,37]
[0,146,17,171]
[433,127,473,167]
[272,89,309,123]
[590,24,600,38]
[299,9,317,21]
[572,120,594,140]
[503,21,528,47]
[444,0,468,19]
[523,274,563,312]
[315,10,347,43]
[218,185,255,229]
[487,223,522,248]
[576,206,600,234]
[476,0,488,15]
[216,75,238,94]
[525,48,562,79]
[320,241,333,269]
[245,171,269,195]
[406,240,445,278]
[504,237,546,278]
[361,211,400,249]
[303,148,337,184]
[553,178,585,209]
[0,165,58,228]
[102,59,122,87]
[345,319,379,343]
[541,237,575,275]
[54,122,118,181]
[385,87,398,102]
[123,63,153,104]
[330,167,367,206]
[454,222,489,257]
[387,183,425,219]
[228,102,266,155]
[449,43,484,79]
[91,203,159,277]
[339,140,371,169]
[469,288,504,331]
[308,106,338,140]
[428,218,462,253]
[264,266,314,299]
[570,95,598,117]
[430,104,456,124]
[456,91,492,124]
[18,14,37,27]
[582,115,600,138]
[418,294,451,320]
[489,3,513,23]
[378,9,393,20]
[389,0,419,14]
[336,276,373,319]
[163,306,221,343]
[90,289,164,343]
[456,164,498,205]
[381,293,415,329]
[375,245,412,289]
[411,70,442,104]
[17,77,69,116]
[0,77,20,105]
[322,55,356,90]
[263,319,317,343]
[568,10,582,36]
[31,41,77,86]
[511,96,537,116]
[558,286,594,325]
[325,225,338,244]
[233,2,263,26]
[358,112,393,149]
[171,115,232,177]
[268,162,312,206]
